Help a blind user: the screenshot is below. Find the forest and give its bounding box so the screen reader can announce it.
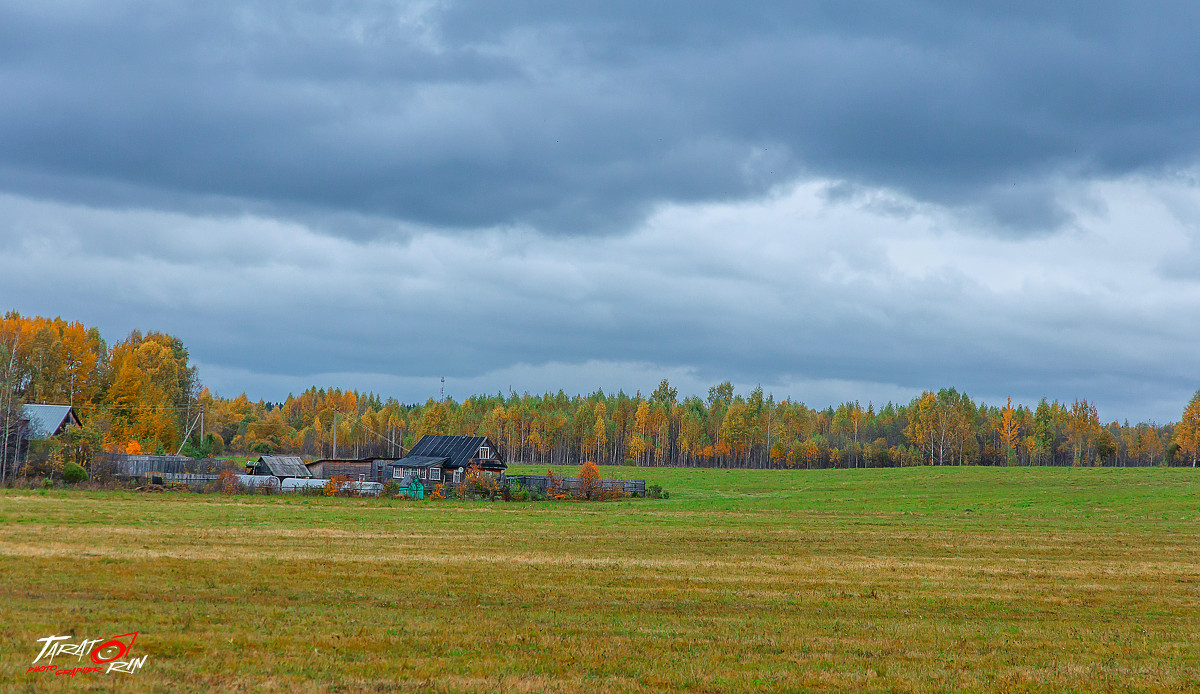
[2,311,1199,472]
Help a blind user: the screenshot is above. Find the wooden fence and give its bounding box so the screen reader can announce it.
[504,474,646,496]
[101,454,227,477]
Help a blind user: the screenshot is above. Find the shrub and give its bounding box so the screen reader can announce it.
[430,483,446,500]
[218,469,241,495]
[24,443,66,479]
[460,464,499,500]
[647,483,666,499]
[381,481,399,498]
[63,462,89,484]
[546,469,568,500]
[510,483,529,502]
[325,474,351,497]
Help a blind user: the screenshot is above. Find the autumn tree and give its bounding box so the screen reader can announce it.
[904,389,975,465]
[106,331,198,452]
[1176,391,1200,467]
[1065,399,1100,466]
[592,401,608,464]
[578,460,601,500]
[651,379,677,406]
[998,397,1019,466]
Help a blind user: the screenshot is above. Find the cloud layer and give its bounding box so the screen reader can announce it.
[2,2,1200,422]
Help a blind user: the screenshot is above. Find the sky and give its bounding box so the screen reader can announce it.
[3,1,1200,422]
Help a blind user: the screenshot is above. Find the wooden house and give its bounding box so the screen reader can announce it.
[21,405,82,439]
[16,404,83,460]
[386,435,506,485]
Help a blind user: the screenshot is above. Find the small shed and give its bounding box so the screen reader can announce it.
[247,456,312,480]
[395,473,425,499]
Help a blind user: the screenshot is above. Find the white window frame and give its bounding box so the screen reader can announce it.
[479,446,491,459]
[453,469,463,483]
[392,468,402,479]
[429,467,442,481]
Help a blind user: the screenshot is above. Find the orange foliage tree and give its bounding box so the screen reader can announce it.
[578,460,601,500]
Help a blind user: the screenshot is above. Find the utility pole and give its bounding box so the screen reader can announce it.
[440,376,445,401]
[332,409,338,460]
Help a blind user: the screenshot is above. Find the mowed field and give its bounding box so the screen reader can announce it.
[2,467,1199,693]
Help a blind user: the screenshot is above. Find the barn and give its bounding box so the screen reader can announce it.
[305,458,375,480]
[387,435,506,485]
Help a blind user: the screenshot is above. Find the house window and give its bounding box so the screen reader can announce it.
[453,469,463,483]
[418,468,426,480]
[392,468,402,479]
[429,468,441,481]
[479,446,491,459]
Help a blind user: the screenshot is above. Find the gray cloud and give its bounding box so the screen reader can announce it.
[4,175,1200,422]
[2,2,1199,235]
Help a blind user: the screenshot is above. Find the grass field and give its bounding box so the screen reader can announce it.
[2,466,1199,692]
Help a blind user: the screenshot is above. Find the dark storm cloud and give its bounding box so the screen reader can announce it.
[2,1,1199,234]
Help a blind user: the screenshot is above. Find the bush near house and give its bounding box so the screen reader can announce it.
[62,462,88,484]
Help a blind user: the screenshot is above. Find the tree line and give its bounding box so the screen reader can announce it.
[3,310,1199,475]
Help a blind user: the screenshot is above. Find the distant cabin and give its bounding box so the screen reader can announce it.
[246,455,312,480]
[387,435,506,485]
[16,404,82,461]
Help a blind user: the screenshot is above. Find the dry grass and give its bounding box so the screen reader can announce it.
[1,466,1199,692]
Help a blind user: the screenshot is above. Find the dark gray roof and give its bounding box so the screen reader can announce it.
[21,405,80,439]
[389,455,449,469]
[404,435,506,469]
[255,456,312,478]
[396,473,422,488]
